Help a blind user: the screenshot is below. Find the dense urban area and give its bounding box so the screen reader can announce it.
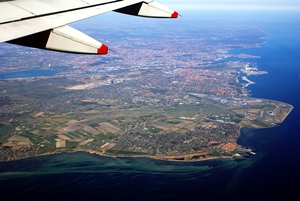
[0,15,293,162]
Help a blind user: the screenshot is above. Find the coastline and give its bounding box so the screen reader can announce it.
[0,143,244,164]
[83,149,227,162]
[0,101,293,164]
[0,150,224,164]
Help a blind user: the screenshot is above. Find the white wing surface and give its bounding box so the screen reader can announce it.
[0,0,178,54]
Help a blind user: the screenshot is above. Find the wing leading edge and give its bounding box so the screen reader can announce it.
[0,0,178,55]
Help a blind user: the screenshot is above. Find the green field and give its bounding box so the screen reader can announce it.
[20,133,40,138]
[44,136,57,143]
[147,126,163,134]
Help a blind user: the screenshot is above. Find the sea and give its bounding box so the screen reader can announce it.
[0,11,300,201]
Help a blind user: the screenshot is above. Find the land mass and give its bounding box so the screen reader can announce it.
[0,17,293,162]
[0,68,293,162]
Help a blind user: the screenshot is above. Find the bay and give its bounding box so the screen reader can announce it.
[0,70,58,79]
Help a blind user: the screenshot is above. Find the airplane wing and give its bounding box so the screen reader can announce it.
[0,0,178,54]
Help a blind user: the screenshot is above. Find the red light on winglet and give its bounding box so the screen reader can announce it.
[171,11,178,18]
[97,44,108,54]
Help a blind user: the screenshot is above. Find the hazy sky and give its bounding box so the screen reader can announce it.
[159,0,300,11]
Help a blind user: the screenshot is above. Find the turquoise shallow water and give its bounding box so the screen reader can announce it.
[0,152,259,201]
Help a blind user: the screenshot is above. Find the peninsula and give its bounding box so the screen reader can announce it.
[0,17,293,162]
[0,68,293,162]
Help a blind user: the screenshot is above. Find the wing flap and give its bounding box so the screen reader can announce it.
[8,0,75,16]
[0,2,34,23]
[8,0,116,16]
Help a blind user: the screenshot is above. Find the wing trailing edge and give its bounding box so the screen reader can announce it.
[114,1,178,18]
[8,26,108,54]
[1,0,178,55]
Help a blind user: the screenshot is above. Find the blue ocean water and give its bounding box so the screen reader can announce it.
[1,13,300,201]
[233,26,300,200]
[0,70,58,79]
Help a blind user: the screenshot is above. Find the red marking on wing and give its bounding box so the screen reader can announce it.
[98,44,108,54]
[171,11,179,18]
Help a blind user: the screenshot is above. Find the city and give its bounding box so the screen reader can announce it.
[0,16,293,162]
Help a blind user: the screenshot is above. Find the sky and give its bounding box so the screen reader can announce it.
[159,0,300,11]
